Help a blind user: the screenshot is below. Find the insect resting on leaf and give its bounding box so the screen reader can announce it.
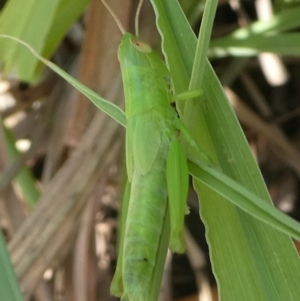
[101,1,201,300]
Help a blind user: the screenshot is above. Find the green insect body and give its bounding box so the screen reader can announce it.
[111,33,189,301]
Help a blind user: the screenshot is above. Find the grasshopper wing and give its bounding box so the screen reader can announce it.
[126,118,135,181]
[131,113,161,176]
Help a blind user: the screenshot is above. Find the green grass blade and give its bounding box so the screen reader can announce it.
[2,123,40,208]
[188,160,300,241]
[0,232,23,301]
[43,60,126,126]
[209,5,300,58]
[216,5,300,37]
[210,33,300,57]
[0,35,126,127]
[189,0,218,89]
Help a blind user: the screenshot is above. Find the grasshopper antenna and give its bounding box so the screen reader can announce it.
[135,0,145,37]
[101,0,126,35]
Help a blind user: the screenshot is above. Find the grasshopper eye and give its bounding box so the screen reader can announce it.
[130,37,152,53]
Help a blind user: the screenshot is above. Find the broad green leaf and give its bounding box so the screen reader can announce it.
[42,0,90,59]
[0,0,90,81]
[0,0,61,81]
[151,0,300,300]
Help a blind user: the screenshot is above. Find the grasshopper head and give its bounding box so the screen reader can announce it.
[129,37,152,53]
[118,33,167,72]
[118,33,153,62]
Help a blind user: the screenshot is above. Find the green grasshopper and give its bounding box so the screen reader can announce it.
[102,1,200,300]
